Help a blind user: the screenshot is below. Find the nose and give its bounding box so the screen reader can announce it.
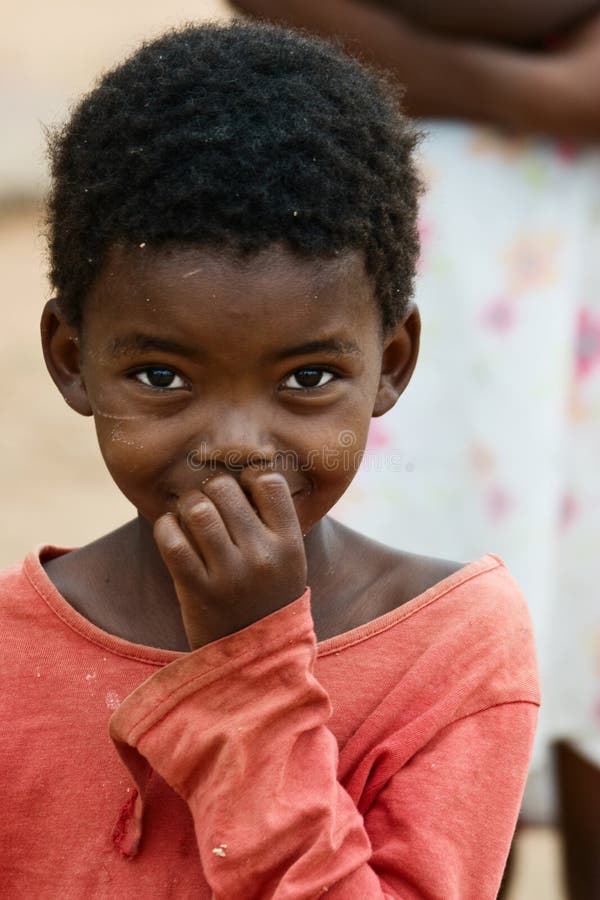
[187,404,278,476]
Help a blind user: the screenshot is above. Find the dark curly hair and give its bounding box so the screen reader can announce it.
[45,20,421,333]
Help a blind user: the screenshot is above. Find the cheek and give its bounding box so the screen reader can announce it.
[294,419,371,533]
[94,416,149,472]
[92,413,182,505]
[304,419,371,484]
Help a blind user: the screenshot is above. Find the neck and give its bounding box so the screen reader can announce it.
[303,515,342,592]
[112,516,188,647]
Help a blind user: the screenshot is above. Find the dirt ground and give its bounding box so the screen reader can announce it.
[0,2,566,896]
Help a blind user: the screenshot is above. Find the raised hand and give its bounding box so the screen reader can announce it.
[153,468,308,650]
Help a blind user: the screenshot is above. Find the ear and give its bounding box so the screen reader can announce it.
[40,298,93,416]
[372,304,420,417]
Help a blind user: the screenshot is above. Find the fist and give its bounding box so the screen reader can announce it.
[153,468,308,650]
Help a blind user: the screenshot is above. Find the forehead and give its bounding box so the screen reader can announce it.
[83,242,382,350]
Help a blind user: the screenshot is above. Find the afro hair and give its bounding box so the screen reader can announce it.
[45,20,422,333]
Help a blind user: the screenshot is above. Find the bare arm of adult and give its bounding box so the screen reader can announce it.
[231,0,600,141]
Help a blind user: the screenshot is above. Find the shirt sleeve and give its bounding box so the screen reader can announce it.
[108,588,538,899]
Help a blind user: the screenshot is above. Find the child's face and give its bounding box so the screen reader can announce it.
[43,243,418,536]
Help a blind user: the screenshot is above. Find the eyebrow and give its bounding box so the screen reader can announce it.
[110,334,201,359]
[109,333,362,361]
[270,339,363,362]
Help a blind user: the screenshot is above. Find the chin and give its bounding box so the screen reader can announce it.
[293,490,337,539]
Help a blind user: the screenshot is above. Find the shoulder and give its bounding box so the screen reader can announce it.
[381,549,536,651]
[329,519,531,625]
[386,547,536,647]
[329,523,540,701]
[330,519,467,614]
[380,549,541,711]
[382,548,467,609]
[357,528,531,633]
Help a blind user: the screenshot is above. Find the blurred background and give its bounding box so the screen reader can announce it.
[2,1,599,897]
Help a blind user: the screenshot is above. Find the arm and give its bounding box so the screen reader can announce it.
[108,473,538,895]
[109,591,538,898]
[360,702,539,899]
[231,0,600,140]
[110,591,375,895]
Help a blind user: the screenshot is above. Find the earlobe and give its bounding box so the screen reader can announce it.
[40,298,93,416]
[372,305,421,417]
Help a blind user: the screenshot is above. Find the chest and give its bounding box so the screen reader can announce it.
[1,622,419,898]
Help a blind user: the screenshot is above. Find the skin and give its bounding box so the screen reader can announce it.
[372,0,598,43]
[41,242,460,651]
[232,0,600,140]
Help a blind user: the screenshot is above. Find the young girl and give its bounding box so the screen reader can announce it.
[0,21,540,899]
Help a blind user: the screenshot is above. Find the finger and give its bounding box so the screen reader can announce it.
[153,512,208,583]
[199,474,267,546]
[177,490,236,572]
[239,469,301,536]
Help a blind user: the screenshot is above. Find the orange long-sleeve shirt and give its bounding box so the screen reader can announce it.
[0,545,540,899]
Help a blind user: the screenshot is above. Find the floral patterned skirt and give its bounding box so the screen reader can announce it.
[330,122,600,821]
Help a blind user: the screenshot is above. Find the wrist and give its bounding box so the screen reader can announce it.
[182,585,310,651]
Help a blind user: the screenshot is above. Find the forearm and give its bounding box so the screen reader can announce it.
[232,0,600,139]
[109,592,383,896]
[430,41,600,139]
[230,0,493,119]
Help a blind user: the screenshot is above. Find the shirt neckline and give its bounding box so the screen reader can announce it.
[24,543,502,665]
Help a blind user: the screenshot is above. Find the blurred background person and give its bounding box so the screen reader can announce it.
[232,0,600,139]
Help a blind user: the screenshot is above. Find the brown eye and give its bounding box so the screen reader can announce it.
[284,368,335,390]
[132,367,185,390]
